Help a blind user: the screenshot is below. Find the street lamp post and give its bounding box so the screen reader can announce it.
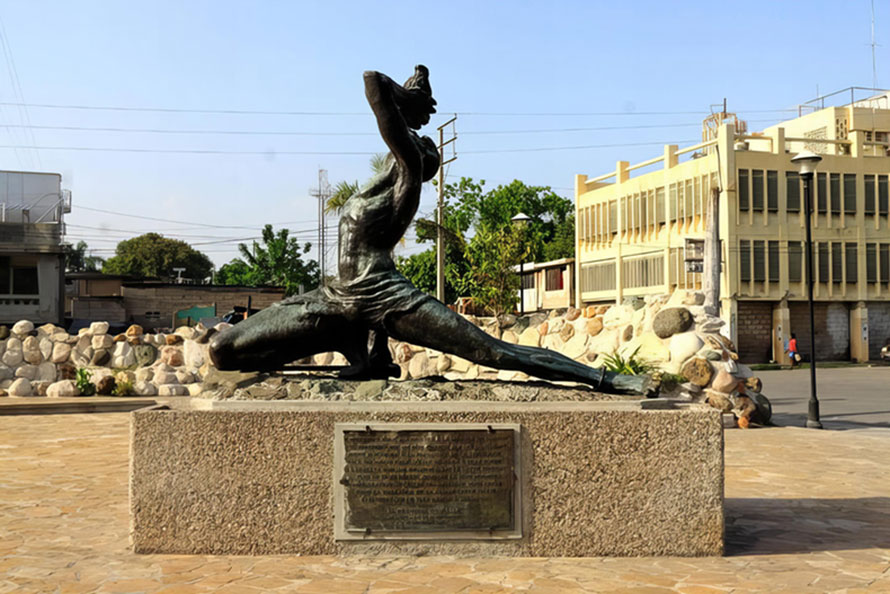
[511,212,531,315]
[791,150,823,429]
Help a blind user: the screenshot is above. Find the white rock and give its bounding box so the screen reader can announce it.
[174,326,197,340]
[724,359,738,373]
[183,340,206,370]
[38,338,53,360]
[89,321,109,336]
[588,328,619,357]
[8,377,32,397]
[174,370,195,384]
[619,332,671,364]
[51,330,70,343]
[213,322,233,332]
[313,352,333,365]
[518,327,540,347]
[408,352,436,379]
[501,330,518,344]
[15,364,37,380]
[668,332,704,365]
[11,320,34,336]
[436,355,452,373]
[0,340,4,358]
[76,335,92,353]
[542,333,564,351]
[331,352,348,366]
[47,380,80,398]
[135,368,154,382]
[51,342,72,363]
[187,383,204,396]
[158,384,188,396]
[547,317,565,335]
[2,349,23,367]
[111,342,136,368]
[153,371,178,385]
[22,336,42,364]
[6,337,22,351]
[91,334,113,350]
[602,305,633,329]
[36,362,57,383]
[563,333,590,360]
[134,381,157,396]
[450,356,472,373]
[0,364,11,381]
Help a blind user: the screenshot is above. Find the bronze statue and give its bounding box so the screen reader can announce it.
[209,66,650,395]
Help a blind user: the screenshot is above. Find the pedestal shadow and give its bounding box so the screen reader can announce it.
[725,497,890,555]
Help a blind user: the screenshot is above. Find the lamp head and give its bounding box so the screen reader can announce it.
[511,212,531,224]
[791,150,823,176]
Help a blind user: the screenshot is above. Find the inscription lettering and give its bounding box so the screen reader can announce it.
[342,429,515,532]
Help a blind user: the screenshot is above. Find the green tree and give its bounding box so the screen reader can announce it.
[63,240,105,272]
[103,233,213,281]
[326,153,389,214]
[219,225,319,296]
[397,177,574,313]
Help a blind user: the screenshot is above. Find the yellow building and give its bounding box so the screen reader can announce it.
[574,90,890,363]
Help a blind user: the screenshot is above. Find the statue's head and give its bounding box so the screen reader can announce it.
[401,64,436,130]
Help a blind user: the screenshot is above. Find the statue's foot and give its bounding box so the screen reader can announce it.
[369,363,400,380]
[338,364,372,380]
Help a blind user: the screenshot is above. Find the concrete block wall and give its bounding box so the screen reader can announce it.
[868,303,890,359]
[789,302,850,361]
[737,302,773,363]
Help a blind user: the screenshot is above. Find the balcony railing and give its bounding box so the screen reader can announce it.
[0,222,64,252]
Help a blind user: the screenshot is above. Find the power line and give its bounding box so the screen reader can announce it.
[74,204,320,229]
[0,100,801,117]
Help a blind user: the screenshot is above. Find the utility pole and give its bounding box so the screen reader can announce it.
[436,116,457,303]
[703,187,721,315]
[309,168,331,282]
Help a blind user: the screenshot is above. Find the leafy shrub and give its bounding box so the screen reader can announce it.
[75,368,96,396]
[602,347,654,376]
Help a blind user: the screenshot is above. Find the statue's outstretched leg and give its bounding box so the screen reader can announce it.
[209,291,368,372]
[385,301,650,395]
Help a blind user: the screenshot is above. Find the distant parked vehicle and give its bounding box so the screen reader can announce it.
[881,339,890,362]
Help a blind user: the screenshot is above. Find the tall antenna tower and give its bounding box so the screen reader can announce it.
[309,168,332,282]
[870,0,879,89]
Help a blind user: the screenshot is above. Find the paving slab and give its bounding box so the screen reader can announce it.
[0,413,887,592]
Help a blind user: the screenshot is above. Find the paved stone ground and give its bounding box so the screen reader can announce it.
[0,413,888,593]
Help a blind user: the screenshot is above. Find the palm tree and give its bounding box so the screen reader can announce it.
[326,153,389,214]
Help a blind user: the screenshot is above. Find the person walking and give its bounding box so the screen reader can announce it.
[787,333,800,367]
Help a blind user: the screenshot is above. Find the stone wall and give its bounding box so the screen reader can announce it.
[868,302,890,360]
[789,302,850,361]
[737,301,773,363]
[0,290,769,425]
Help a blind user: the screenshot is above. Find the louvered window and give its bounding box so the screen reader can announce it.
[845,243,858,283]
[817,172,827,214]
[788,242,802,283]
[865,175,876,215]
[879,175,889,216]
[832,243,842,283]
[753,240,766,282]
[881,244,890,283]
[830,173,841,215]
[739,239,751,282]
[752,170,764,211]
[786,171,800,212]
[768,241,779,282]
[655,187,665,224]
[818,243,829,283]
[867,243,877,283]
[844,174,856,214]
[767,171,778,212]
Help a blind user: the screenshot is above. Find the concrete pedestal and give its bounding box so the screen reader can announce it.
[130,399,724,557]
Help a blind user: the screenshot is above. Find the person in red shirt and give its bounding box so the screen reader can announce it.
[787,333,799,367]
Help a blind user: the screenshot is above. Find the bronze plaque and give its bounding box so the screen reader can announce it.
[340,427,516,533]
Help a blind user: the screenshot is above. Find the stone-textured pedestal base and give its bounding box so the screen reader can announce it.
[130,398,723,556]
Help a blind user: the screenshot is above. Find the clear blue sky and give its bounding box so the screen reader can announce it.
[0,0,885,268]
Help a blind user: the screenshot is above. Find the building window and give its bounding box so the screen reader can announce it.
[785,171,800,213]
[879,175,889,216]
[768,240,779,282]
[788,241,802,283]
[867,243,877,283]
[739,239,751,283]
[545,268,564,291]
[609,201,618,235]
[830,173,841,215]
[845,243,858,283]
[818,242,829,283]
[145,311,161,321]
[881,244,890,284]
[817,172,828,214]
[752,170,764,211]
[655,187,665,224]
[0,256,39,296]
[521,274,535,290]
[767,170,778,212]
[753,240,766,282]
[738,170,749,211]
[843,174,856,215]
[831,243,842,283]
[865,174,876,215]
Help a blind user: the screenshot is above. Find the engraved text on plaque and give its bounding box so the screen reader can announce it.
[339,426,517,534]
